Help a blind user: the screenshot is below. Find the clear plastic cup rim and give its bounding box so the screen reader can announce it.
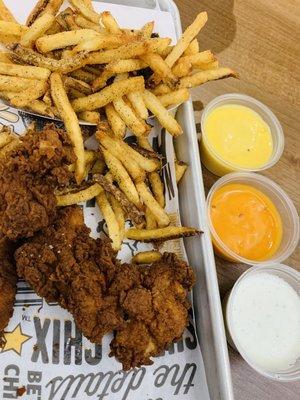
[206,172,300,266]
[226,263,300,381]
[200,93,285,172]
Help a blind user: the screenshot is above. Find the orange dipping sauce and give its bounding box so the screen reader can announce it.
[210,183,283,261]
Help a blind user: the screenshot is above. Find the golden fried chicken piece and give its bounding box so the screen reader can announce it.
[0,234,17,340]
[110,253,196,370]
[15,206,124,343]
[0,124,75,240]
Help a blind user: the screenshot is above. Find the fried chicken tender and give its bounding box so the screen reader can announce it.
[110,253,196,370]
[0,124,75,240]
[15,206,124,343]
[0,234,17,340]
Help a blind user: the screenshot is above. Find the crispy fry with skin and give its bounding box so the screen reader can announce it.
[108,194,125,242]
[145,207,157,229]
[101,147,141,208]
[71,76,145,112]
[132,251,162,264]
[64,76,92,95]
[177,50,215,67]
[142,90,182,137]
[158,89,189,108]
[105,103,126,138]
[101,11,121,34]
[141,52,177,86]
[127,91,148,120]
[149,172,164,208]
[0,20,28,36]
[75,15,103,32]
[50,72,85,184]
[20,13,55,48]
[177,68,237,89]
[96,189,122,251]
[183,38,199,56]
[141,21,154,39]
[26,0,64,26]
[113,98,149,138]
[126,226,200,242]
[77,111,101,124]
[56,183,102,206]
[10,80,48,108]
[70,0,100,24]
[136,181,169,227]
[0,75,41,91]
[0,52,12,63]
[0,63,50,80]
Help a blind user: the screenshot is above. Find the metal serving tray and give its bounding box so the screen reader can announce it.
[97,1,234,398]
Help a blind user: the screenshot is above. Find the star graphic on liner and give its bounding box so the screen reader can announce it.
[1,324,32,356]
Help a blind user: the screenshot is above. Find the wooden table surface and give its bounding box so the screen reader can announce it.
[174,0,300,399]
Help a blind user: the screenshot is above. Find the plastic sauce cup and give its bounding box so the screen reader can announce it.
[223,264,300,381]
[200,94,284,176]
[206,172,299,265]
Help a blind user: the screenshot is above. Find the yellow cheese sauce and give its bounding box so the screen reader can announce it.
[203,104,273,171]
[210,183,283,261]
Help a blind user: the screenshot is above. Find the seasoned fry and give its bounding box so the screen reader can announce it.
[75,15,103,32]
[101,147,141,207]
[96,130,145,181]
[127,91,148,120]
[175,160,188,184]
[21,13,55,48]
[165,12,208,67]
[198,60,219,70]
[101,11,121,34]
[0,62,50,80]
[0,21,28,36]
[70,68,96,83]
[14,45,90,73]
[178,68,237,88]
[92,59,146,90]
[137,136,154,151]
[64,14,80,31]
[105,103,126,138]
[141,21,154,39]
[145,207,157,229]
[56,183,102,206]
[70,0,100,24]
[132,251,162,264]
[151,83,172,96]
[183,38,199,56]
[0,0,17,22]
[64,76,92,95]
[26,99,55,117]
[82,0,93,10]
[172,61,192,78]
[91,157,106,174]
[50,72,85,184]
[77,111,101,124]
[26,0,64,26]
[96,189,122,251]
[10,80,48,107]
[158,88,189,107]
[142,90,182,136]
[177,50,215,67]
[71,76,145,112]
[0,51,12,63]
[0,75,41,91]
[149,171,165,207]
[113,97,149,137]
[126,226,200,242]
[141,52,177,86]
[135,181,169,227]
[109,194,125,242]
[36,29,99,53]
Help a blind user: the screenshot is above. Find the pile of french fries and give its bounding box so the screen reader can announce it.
[0,0,236,251]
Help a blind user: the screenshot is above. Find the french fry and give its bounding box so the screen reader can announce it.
[101,11,121,34]
[75,15,103,32]
[172,61,192,78]
[64,14,80,31]
[105,103,126,138]
[142,90,182,136]
[92,59,147,90]
[158,88,190,108]
[70,0,101,24]
[101,147,141,207]
[64,76,92,95]
[56,183,102,206]
[94,174,145,228]
[96,130,145,181]
[0,75,41,91]
[151,83,171,95]
[0,0,17,23]
[20,13,55,48]
[77,110,101,124]
[0,62,50,80]
[135,181,169,227]
[26,0,64,26]
[125,226,200,242]
[26,99,55,117]
[177,50,215,67]
[141,21,154,39]
[0,51,12,63]
[70,68,96,83]
[145,207,157,229]
[175,160,188,184]
[50,72,85,184]
[68,88,85,99]
[36,29,99,53]
[183,38,199,56]
[178,68,237,88]
[14,45,90,73]
[82,0,93,10]
[71,76,145,112]
[132,251,162,264]
[10,80,48,107]
[141,52,178,86]
[96,189,122,251]
[165,12,208,67]
[137,136,153,151]
[127,91,148,120]
[113,97,149,137]
[0,20,28,36]
[198,60,219,70]
[149,171,165,207]
[91,158,106,174]
[159,45,173,58]
[108,194,125,242]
